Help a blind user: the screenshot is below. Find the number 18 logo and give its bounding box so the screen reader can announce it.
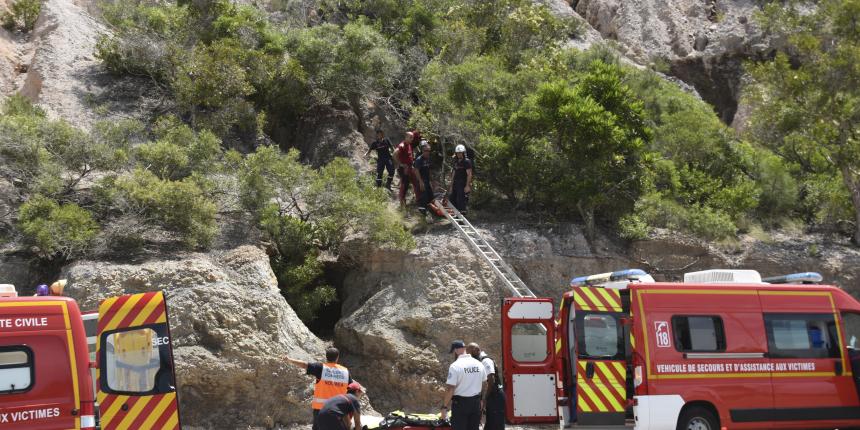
[655,321,671,348]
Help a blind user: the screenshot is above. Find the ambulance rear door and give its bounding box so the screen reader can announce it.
[96,291,180,430]
[502,297,559,424]
[572,286,628,426]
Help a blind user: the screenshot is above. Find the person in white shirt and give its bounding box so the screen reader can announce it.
[441,340,487,430]
[468,343,506,430]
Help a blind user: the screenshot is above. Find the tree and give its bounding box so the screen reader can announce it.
[747,0,860,243]
[287,21,399,132]
[501,61,651,233]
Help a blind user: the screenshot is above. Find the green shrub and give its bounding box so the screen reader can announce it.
[1,0,41,32]
[618,213,649,240]
[18,196,99,259]
[115,169,218,248]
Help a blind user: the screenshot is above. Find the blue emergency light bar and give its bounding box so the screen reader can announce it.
[762,272,823,285]
[570,269,649,287]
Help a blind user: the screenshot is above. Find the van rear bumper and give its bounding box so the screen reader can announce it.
[633,395,684,430]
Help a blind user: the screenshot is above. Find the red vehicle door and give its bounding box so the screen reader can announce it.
[96,291,181,429]
[757,289,860,427]
[572,286,627,426]
[502,297,559,424]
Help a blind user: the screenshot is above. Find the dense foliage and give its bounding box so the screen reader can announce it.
[746,0,860,242]
[0,96,411,321]
[2,0,41,32]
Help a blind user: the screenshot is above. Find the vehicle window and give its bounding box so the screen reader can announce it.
[576,313,624,360]
[0,346,33,393]
[672,316,725,352]
[764,314,839,359]
[842,312,860,350]
[102,325,175,395]
[511,323,548,362]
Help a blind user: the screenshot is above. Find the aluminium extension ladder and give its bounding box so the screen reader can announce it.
[435,199,537,299]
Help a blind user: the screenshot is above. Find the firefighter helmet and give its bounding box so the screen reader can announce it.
[455,145,466,153]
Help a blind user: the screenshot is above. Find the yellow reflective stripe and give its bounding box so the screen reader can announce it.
[580,288,606,310]
[130,293,163,326]
[579,383,608,412]
[116,396,153,429]
[141,393,175,429]
[555,338,561,354]
[573,293,590,310]
[104,293,145,332]
[596,362,626,400]
[100,395,129,424]
[162,408,179,430]
[594,381,624,412]
[596,288,621,312]
[577,390,592,412]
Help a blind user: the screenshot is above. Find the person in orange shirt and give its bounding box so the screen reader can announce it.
[286,347,352,430]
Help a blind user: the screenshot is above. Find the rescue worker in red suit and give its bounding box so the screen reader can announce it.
[286,347,352,430]
[393,131,420,208]
[316,382,364,430]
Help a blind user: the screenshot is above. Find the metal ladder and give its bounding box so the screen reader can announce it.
[436,199,537,298]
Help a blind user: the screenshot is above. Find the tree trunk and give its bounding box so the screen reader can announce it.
[577,201,596,241]
[348,93,366,134]
[839,165,860,245]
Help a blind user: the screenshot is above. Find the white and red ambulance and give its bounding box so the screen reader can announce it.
[0,284,180,429]
[501,269,860,430]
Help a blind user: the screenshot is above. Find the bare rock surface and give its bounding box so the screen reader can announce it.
[568,0,772,123]
[17,0,108,128]
[335,230,503,413]
[0,0,159,129]
[61,246,329,429]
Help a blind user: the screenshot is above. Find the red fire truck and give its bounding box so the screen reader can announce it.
[0,284,180,429]
[501,269,860,430]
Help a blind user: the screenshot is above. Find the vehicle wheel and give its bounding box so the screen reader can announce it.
[676,406,719,430]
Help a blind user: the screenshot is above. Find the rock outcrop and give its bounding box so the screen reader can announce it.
[61,246,328,429]
[335,230,503,413]
[570,0,773,124]
[0,0,158,129]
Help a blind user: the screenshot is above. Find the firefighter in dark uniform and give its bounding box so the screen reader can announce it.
[468,343,506,430]
[441,340,487,430]
[316,382,364,430]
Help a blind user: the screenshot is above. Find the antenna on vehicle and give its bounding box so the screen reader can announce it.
[762,272,823,285]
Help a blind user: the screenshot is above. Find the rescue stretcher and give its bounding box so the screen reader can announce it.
[363,411,451,430]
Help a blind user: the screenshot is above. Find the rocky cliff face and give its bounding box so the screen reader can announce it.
[569,0,773,125]
[61,246,328,429]
[0,0,157,129]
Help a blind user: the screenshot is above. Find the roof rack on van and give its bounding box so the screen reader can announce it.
[684,269,762,284]
[762,272,823,285]
[0,284,17,297]
[570,269,653,287]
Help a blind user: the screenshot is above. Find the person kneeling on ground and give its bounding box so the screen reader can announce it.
[317,382,365,430]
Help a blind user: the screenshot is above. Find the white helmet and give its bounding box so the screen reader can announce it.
[455,145,466,153]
